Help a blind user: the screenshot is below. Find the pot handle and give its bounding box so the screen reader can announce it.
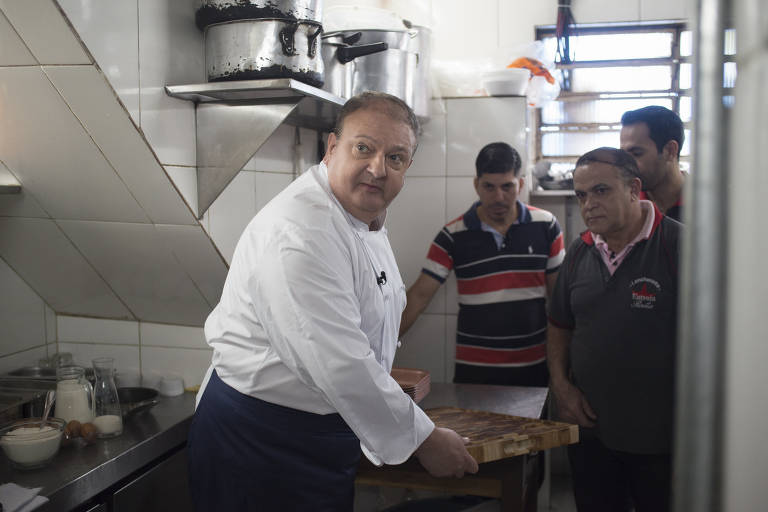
[342,32,362,45]
[307,24,322,58]
[279,22,299,56]
[336,42,389,64]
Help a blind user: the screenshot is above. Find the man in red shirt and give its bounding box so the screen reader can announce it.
[620,106,685,222]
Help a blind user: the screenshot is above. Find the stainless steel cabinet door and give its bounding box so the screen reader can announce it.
[111,447,193,512]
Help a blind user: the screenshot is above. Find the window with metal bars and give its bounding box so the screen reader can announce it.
[532,22,736,186]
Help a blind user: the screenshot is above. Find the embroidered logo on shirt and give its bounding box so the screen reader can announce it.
[629,277,661,310]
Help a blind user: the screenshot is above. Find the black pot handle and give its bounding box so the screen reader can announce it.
[342,32,362,45]
[279,22,299,56]
[307,24,322,58]
[336,42,388,64]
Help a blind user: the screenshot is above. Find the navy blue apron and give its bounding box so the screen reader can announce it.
[187,370,362,511]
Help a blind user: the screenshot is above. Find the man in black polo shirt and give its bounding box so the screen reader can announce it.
[547,147,681,512]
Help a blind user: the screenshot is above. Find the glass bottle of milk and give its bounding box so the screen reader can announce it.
[92,357,123,438]
[55,366,94,424]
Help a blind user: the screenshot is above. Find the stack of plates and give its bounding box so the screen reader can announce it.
[391,367,430,404]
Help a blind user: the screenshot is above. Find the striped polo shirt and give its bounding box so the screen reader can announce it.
[423,200,564,380]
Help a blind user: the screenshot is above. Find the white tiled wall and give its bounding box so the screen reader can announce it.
[55,315,210,390]
[0,258,55,372]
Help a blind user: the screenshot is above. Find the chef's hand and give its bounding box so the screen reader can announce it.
[551,380,597,427]
[414,427,479,478]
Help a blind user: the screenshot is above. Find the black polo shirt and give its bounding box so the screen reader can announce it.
[549,205,681,454]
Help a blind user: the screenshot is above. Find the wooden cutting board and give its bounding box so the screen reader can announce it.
[426,407,578,464]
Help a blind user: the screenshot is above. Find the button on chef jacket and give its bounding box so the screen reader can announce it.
[198,162,435,466]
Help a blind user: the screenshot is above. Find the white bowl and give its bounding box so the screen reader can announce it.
[158,376,184,397]
[0,418,65,469]
[481,68,531,96]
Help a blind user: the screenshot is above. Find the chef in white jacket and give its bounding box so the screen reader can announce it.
[187,91,478,511]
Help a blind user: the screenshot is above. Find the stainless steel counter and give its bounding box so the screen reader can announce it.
[0,391,196,511]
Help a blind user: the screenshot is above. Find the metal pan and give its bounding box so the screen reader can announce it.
[117,387,159,419]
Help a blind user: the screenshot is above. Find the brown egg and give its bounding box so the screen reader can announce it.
[80,422,97,444]
[65,420,82,438]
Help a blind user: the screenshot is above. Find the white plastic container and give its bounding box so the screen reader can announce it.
[481,68,531,96]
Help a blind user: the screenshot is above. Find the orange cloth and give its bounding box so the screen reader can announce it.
[507,57,555,85]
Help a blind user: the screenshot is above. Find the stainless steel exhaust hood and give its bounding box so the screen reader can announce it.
[165,78,344,219]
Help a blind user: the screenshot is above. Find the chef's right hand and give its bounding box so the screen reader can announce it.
[414,427,479,478]
[552,380,597,427]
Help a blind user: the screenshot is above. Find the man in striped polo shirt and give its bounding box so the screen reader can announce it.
[400,142,565,386]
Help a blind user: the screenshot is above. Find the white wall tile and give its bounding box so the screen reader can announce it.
[56,0,141,122]
[0,67,149,223]
[58,315,139,345]
[387,176,446,314]
[573,0,640,23]
[140,322,206,349]
[395,313,446,382]
[431,0,499,61]
[408,101,447,177]
[0,346,47,374]
[45,305,56,346]
[141,346,213,389]
[446,97,527,176]
[138,0,204,166]
[154,224,228,307]
[445,176,477,223]
[254,172,294,213]
[164,166,198,216]
[207,171,257,263]
[58,342,140,373]
[0,257,46,357]
[0,0,91,65]
[0,161,49,218]
[0,217,133,318]
[640,0,688,21]
[498,0,555,50]
[57,220,211,326]
[44,64,197,225]
[0,8,35,65]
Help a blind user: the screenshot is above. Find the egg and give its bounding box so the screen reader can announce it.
[65,420,82,438]
[80,422,97,444]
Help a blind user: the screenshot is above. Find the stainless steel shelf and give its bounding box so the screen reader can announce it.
[165,78,345,132]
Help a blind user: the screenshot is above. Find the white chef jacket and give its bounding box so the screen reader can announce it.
[198,162,434,465]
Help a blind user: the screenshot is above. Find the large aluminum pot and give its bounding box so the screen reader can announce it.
[321,28,430,118]
[205,18,324,86]
[196,0,323,29]
[321,32,388,100]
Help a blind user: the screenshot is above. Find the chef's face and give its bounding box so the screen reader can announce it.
[573,161,640,237]
[620,122,672,191]
[325,104,416,224]
[474,171,523,224]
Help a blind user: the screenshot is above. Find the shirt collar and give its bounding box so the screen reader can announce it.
[464,200,529,231]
